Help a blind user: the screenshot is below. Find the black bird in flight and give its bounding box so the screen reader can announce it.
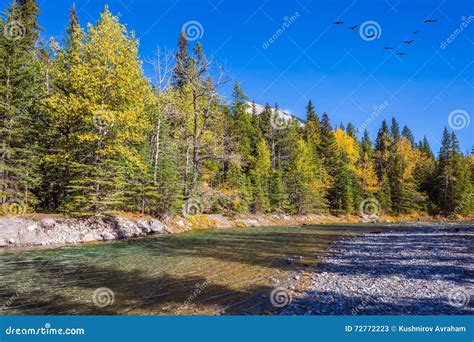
[424,19,437,23]
[382,47,393,50]
[396,52,407,56]
[333,21,344,25]
[347,25,358,30]
[403,40,414,44]
[412,30,419,34]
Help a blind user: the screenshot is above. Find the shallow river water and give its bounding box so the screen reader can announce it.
[0,224,390,315]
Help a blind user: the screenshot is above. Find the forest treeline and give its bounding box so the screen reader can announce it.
[1,2,473,217]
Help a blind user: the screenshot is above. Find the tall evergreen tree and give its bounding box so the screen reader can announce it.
[401,125,414,146]
[360,129,373,158]
[250,139,271,212]
[433,129,472,215]
[0,0,43,210]
[269,166,286,212]
[230,82,255,166]
[319,113,351,213]
[304,100,322,155]
[39,4,84,211]
[346,122,357,140]
[390,117,401,141]
[375,120,393,178]
[171,31,190,89]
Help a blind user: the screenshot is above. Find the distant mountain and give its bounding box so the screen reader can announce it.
[245,102,305,126]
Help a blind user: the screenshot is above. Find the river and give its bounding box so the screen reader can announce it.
[0,224,391,315]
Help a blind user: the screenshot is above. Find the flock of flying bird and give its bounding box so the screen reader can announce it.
[333,19,439,56]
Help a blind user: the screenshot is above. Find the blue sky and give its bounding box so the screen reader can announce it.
[2,0,473,152]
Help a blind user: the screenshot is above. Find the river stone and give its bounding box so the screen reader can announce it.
[0,239,7,247]
[149,220,166,233]
[40,218,56,230]
[101,232,116,241]
[136,220,151,233]
[82,232,101,243]
[245,219,258,227]
[8,238,15,244]
[114,218,141,238]
[27,224,38,232]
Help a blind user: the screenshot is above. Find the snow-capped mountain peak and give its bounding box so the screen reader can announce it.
[245,102,304,126]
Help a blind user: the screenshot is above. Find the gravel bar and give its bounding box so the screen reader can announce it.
[284,224,474,315]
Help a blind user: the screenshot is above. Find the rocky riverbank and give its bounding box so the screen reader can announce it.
[0,215,177,248]
[0,212,471,248]
[283,224,474,315]
[0,212,342,247]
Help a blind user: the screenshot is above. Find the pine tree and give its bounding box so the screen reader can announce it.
[375,120,393,178]
[230,82,254,166]
[346,122,357,140]
[39,4,84,211]
[419,136,434,159]
[171,31,190,89]
[374,120,394,212]
[402,125,415,146]
[221,83,262,213]
[390,117,401,141]
[269,166,286,212]
[250,139,271,212]
[320,113,351,213]
[258,103,272,138]
[449,132,473,215]
[433,129,472,215]
[16,0,40,46]
[304,100,322,152]
[287,138,327,213]
[0,0,43,210]
[436,128,454,214]
[360,129,373,158]
[378,171,392,213]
